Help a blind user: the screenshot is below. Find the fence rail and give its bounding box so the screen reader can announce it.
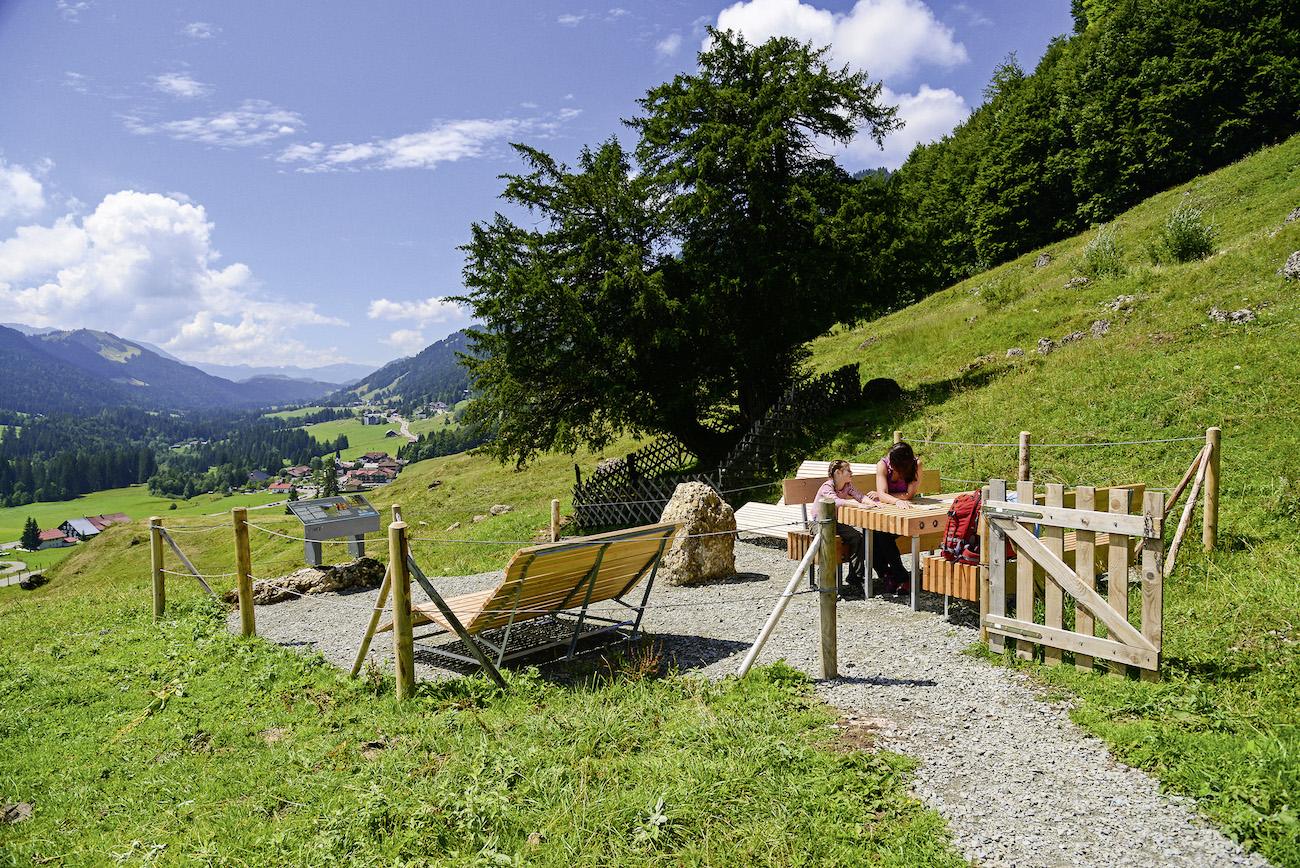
[571,365,861,532]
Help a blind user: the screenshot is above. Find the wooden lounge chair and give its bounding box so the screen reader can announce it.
[378,521,679,671]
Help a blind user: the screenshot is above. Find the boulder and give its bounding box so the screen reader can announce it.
[1060,330,1086,345]
[18,573,46,591]
[1285,207,1300,225]
[1006,347,1025,358]
[1104,294,1136,311]
[657,482,736,586]
[489,504,513,516]
[862,377,902,403]
[1037,337,1056,355]
[224,557,385,605]
[1064,276,1090,289]
[1034,252,1053,268]
[1279,250,1300,281]
[1090,319,1111,338]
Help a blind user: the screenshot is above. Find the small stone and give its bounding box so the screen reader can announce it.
[2,803,33,824]
[1278,250,1300,280]
[857,334,879,350]
[1090,319,1111,338]
[1034,252,1052,268]
[1006,348,1024,358]
[1103,294,1136,311]
[1208,306,1255,324]
[445,521,461,531]
[1285,207,1300,224]
[472,514,488,523]
[1037,338,1056,355]
[1064,276,1090,289]
[488,504,513,516]
[1059,330,1085,344]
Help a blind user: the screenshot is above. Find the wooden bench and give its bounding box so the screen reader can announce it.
[921,484,1146,602]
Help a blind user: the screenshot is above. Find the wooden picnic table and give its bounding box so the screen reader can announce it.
[838,495,955,610]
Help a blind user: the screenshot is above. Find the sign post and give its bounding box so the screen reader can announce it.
[286,495,382,565]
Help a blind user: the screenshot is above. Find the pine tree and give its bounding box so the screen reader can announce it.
[20,516,40,551]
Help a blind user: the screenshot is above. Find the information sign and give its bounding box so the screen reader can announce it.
[287,494,381,565]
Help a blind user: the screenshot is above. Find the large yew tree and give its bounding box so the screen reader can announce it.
[457,30,899,466]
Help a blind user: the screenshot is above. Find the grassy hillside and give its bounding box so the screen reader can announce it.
[802,134,1300,865]
[0,441,961,865]
[301,415,453,462]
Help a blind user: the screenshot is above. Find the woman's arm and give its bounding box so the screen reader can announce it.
[874,459,911,506]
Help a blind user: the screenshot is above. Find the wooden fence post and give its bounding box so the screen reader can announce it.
[816,497,838,680]
[1018,431,1031,482]
[1202,426,1221,552]
[149,516,165,620]
[550,499,561,542]
[232,507,255,638]
[389,520,416,700]
[893,430,902,445]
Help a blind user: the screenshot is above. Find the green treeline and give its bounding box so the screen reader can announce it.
[398,424,491,465]
[883,0,1299,296]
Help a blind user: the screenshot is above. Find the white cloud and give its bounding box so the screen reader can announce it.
[953,2,993,27]
[368,296,461,326]
[836,84,968,169]
[608,7,630,18]
[0,159,47,222]
[183,21,220,39]
[63,71,89,92]
[655,33,683,58]
[0,190,343,365]
[713,0,967,80]
[151,72,213,100]
[558,13,585,26]
[126,100,303,148]
[57,1,91,22]
[383,329,427,356]
[276,116,566,173]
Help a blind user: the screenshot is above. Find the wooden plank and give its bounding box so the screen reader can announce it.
[983,616,1158,670]
[983,499,1158,538]
[1014,480,1035,661]
[1164,453,1209,578]
[988,479,1007,654]
[992,518,1155,653]
[1164,446,1207,521]
[1108,488,1132,677]
[1074,487,1097,673]
[1141,490,1165,682]
[1042,484,1065,667]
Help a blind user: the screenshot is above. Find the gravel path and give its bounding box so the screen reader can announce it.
[238,541,1269,868]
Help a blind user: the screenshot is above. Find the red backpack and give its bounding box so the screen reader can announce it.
[941,491,1015,565]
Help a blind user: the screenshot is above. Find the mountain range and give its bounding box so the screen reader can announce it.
[1,323,369,385]
[0,325,340,414]
[329,329,473,410]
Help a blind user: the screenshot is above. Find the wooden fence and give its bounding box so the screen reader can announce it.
[982,478,1165,679]
[571,364,861,532]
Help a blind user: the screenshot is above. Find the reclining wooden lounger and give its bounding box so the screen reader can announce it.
[378,521,679,672]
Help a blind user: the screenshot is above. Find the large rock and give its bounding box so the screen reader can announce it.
[657,482,736,586]
[862,377,902,403]
[224,557,385,605]
[1279,250,1300,281]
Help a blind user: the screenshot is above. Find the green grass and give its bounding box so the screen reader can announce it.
[0,486,282,544]
[0,476,961,865]
[803,134,1300,865]
[301,416,452,462]
[265,405,332,420]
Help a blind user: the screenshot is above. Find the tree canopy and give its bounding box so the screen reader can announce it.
[457,29,900,466]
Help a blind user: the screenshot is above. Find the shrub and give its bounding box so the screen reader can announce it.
[977,274,1024,310]
[1081,223,1126,279]
[1151,203,1217,263]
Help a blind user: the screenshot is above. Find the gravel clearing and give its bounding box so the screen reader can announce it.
[238,540,1269,868]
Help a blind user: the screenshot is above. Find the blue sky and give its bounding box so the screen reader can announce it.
[0,0,1071,370]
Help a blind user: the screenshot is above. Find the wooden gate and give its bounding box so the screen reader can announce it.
[982,478,1165,680]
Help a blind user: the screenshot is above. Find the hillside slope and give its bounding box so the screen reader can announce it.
[331,329,471,410]
[801,134,1300,864]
